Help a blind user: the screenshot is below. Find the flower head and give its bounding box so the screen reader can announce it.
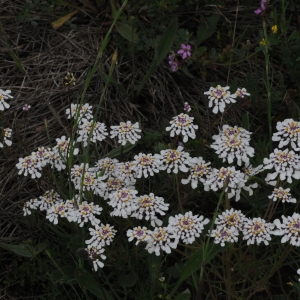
[77,119,108,147]
[168,212,209,244]
[215,209,247,231]
[145,227,177,256]
[268,187,296,203]
[110,121,141,146]
[16,153,42,179]
[235,88,250,98]
[131,153,161,178]
[272,119,300,150]
[127,226,150,245]
[66,103,93,120]
[168,53,178,72]
[271,25,278,33]
[0,128,12,148]
[181,157,211,189]
[263,148,300,185]
[204,85,237,114]
[86,223,117,249]
[177,44,192,59]
[0,89,12,111]
[273,213,300,246]
[209,227,239,247]
[131,193,169,227]
[166,113,198,143]
[158,146,190,174]
[211,125,254,166]
[242,217,274,245]
[23,104,31,111]
[107,188,139,218]
[204,167,247,201]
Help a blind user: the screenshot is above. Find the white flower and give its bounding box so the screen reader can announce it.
[204,85,237,114]
[107,188,139,218]
[16,153,42,179]
[235,88,250,98]
[127,226,150,245]
[268,187,296,203]
[158,146,190,174]
[209,227,239,247]
[0,89,13,111]
[0,128,12,147]
[181,157,211,188]
[131,193,169,227]
[85,224,117,249]
[273,213,300,246]
[46,201,76,224]
[66,103,93,120]
[242,217,274,245]
[93,158,119,176]
[49,136,79,171]
[272,119,300,150]
[210,125,254,166]
[166,113,198,143]
[23,198,40,216]
[77,118,108,147]
[297,269,300,281]
[110,121,141,145]
[74,201,103,227]
[243,162,264,177]
[32,147,52,167]
[38,190,62,211]
[71,163,107,196]
[114,161,137,186]
[86,247,106,271]
[168,211,209,244]
[102,176,133,200]
[145,227,177,256]
[215,209,246,231]
[263,148,300,185]
[204,167,247,201]
[131,153,161,178]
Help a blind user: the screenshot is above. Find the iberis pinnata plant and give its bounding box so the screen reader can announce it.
[17,90,300,282]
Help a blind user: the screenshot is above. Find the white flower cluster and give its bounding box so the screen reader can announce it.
[181,157,212,189]
[204,166,247,201]
[211,125,254,166]
[209,209,275,247]
[16,136,79,178]
[263,148,300,185]
[166,113,198,143]
[204,85,250,114]
[268,187,296,203]
[0,90,13,148]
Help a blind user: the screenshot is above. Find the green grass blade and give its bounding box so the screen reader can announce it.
[75,267,114,300]
[135,19,178,97]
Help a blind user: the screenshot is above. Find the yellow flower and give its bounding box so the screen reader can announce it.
[271,25,278,33]
[260,38,266,45]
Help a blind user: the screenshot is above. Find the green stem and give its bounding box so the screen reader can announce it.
[175,174,183,213]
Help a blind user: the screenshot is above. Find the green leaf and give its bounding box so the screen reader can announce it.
[242,112,249,131]
[169,242,228,297]
[51,265,77,284]
[197,46,207,57]
[115,22,139,43]
[104,141,137,159]
[75,267,113,300]
[0,241,47,258]
[174,289,191,300]
[154,19,178,66]
[117,271,137,287]
[68,236,85,253]
[197,14,220,46]
[135,19,178,97]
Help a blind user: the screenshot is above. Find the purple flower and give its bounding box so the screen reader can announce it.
[184,102,191,112]
[177,44,191,60]
[168,54,178,72]
[254,0,267,14]
[23,104,31,111]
